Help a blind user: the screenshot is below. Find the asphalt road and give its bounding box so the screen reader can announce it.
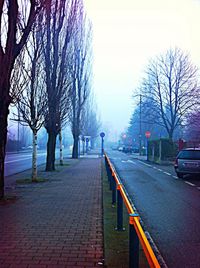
[5,149,71,177]
[107,150,200,268]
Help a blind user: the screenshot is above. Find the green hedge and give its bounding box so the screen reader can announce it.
[162,139,178,159]
[148,138,178,161]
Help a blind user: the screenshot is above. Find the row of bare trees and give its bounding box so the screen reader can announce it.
[0,0,43,199]
[127,48,200,147]
[0,0,98,199]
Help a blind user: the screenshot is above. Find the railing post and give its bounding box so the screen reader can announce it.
[105,158,112,190]
[105,157,109,178]
[107,167,111,190]
[111,174,116,204]
[116,184,124,230]
[129,214,140,268]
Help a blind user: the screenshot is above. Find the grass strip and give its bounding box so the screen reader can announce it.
[102,160,149,268]
[16,178,48,184]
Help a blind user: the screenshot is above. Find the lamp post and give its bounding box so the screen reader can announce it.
[133,94,143,156]
[139,94,142,156]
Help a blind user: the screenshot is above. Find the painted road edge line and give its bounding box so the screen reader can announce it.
[5,157,32,164]
[127,160,136,164]
[185,181,195,187]
[163,171,171,176]
[138,160,151,167]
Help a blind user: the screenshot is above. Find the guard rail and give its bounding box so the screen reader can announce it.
[105,153,160,268]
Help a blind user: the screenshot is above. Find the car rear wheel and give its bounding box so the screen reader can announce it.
[176,172,183,179]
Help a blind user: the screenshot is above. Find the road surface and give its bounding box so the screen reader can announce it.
[5,149,71,177]
[107,150,200,268]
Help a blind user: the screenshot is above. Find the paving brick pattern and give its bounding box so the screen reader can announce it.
[0,158,104,268]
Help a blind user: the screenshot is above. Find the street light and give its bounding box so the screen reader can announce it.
[139,94,142,156]
[133,94,142,156]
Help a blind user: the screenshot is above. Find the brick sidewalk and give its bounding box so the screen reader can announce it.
[0,158,104,268]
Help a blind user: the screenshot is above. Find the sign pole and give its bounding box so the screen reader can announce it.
[102,137,104,156]
[145,131,151,161]
[100,132,105,157]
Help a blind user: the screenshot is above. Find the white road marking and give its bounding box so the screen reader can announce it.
[122,157,199,189]
[138,160,151,167]
[6,153,32,158]
[163,172,171,176]
[127,160,136,164]
[185,181,195,187]
[5,157,32,164]
[5,153,46,164]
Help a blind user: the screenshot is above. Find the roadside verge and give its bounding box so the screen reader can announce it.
[102,160,149,268]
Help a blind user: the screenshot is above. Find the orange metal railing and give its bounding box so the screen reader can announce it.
[105,153,160,268]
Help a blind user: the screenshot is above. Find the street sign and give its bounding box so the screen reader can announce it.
[100,132,105,138]
[145,131,151,138]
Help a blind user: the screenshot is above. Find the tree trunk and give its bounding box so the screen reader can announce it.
[91,138,95,149]
[82,140,85,155]
[59,130,63,166]
[78,138,80,156]
[46,131,57,171]
[168,130,174,142]
[86,139,89,153]
[0,101,9,199]
[32,130,38,182]
[72,135,79,159]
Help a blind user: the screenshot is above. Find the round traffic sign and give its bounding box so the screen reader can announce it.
[145,131,151,138]
[100,132,105,138]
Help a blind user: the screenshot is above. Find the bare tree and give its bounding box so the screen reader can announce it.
[128,96,167,147]
[12,16,46,181]
[81,99,101,149]
[140,48,200,140]
[184,111,200,142]
[43,0,77,171]
[0,0,43,198]
[69,4,92,158]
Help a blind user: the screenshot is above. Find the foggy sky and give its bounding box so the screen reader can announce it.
[84,0,200,141]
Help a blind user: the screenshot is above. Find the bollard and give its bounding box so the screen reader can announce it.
[116,184,124,230]
[129,214,140,268]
